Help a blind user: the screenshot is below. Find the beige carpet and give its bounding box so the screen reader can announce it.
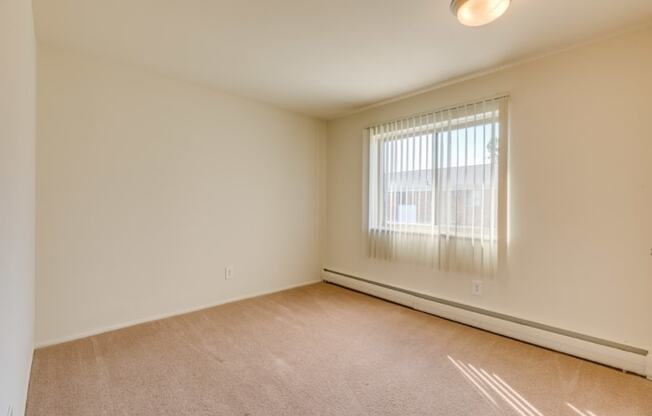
[27,282,652,416]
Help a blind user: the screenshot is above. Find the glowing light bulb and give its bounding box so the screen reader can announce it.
[451,0,511,27]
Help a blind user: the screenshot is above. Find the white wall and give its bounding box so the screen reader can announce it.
[326,27,652,352]
[36,46,326,346]
[0,0,36,415]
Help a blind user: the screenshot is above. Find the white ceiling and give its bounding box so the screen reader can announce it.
[34,0,652,119]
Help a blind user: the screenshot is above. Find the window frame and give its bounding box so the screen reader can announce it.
[363,98,509,246]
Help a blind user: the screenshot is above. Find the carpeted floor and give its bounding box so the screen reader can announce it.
[27,282,652,416]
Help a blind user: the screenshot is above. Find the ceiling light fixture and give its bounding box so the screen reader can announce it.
[450,0,511,27]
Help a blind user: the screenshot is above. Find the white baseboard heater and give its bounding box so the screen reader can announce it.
[322,268,651,380]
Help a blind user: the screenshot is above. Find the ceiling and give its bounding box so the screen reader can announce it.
[34,0,652,119]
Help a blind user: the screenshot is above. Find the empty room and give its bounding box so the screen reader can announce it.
[2,0,652,415]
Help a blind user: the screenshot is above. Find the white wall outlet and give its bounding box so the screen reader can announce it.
[471,280,483,296]
[224,266,234,280]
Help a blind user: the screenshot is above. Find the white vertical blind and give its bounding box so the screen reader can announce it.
[366,96,508,275]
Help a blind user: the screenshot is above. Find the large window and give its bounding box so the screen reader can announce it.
[366,96,508,275]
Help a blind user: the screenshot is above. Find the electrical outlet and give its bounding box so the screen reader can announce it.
[472,280,482,296]
[224,266,234,280]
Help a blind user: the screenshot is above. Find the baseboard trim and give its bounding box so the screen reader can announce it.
[35,279,322,348]
[322,268,649,377]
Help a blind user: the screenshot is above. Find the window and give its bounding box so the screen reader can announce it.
[366,96,508,275]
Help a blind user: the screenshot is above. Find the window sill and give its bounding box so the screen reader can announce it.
[369,227,495,241]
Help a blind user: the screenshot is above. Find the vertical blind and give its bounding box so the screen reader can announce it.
[366,96,508,275]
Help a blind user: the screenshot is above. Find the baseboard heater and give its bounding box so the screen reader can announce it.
[322,268,651,379]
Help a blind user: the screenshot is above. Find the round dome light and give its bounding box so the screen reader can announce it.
[451,0,511,27]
